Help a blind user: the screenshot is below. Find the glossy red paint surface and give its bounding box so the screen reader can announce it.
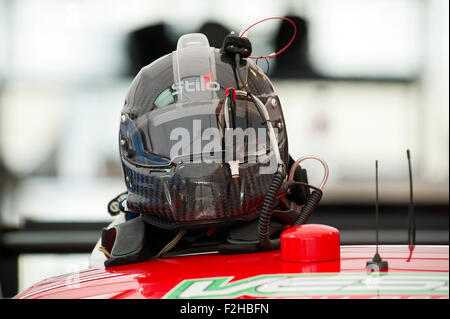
[280,224,340,262]
[15,245,449,299]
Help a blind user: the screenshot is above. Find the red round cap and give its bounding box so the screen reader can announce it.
[280,224,340,263]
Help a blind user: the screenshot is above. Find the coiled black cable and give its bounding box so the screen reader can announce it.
[292,190,323,226]
[257,167,286,250]
[258,179,324,250]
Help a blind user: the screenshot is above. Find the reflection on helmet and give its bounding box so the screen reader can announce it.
[119,33,288,229]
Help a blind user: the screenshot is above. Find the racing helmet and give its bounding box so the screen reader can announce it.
[119,33,289,230]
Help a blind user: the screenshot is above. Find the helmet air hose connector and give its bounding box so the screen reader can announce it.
[220,32,252,59]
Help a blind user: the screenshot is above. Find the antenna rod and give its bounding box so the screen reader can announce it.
[366,159,388,271]
[407,149,416,249]
[375,160,380,255]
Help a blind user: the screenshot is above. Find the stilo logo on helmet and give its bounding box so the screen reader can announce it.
[171,73,220,96]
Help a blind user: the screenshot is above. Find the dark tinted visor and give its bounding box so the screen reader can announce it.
[120,95,270,166]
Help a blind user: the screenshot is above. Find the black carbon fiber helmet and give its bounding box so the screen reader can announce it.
[119,33,289,230]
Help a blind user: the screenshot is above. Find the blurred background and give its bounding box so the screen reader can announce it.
[0,0,448,298]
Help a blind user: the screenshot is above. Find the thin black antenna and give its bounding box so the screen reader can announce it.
[366,160,388,271]
[407,149,416,261]
[375,160,380,255]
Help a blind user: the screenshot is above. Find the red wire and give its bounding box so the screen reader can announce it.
[239,17,297,60]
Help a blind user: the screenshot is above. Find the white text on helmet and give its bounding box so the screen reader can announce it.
[171,75,220,96]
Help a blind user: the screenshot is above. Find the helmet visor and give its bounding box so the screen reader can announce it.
[120,96,270,167]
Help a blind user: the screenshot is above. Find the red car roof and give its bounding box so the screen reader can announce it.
[16,245,449,299]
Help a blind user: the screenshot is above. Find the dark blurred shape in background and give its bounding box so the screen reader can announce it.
[198,21,230,49]
[127,23,176,77]
[272,16,320,79]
